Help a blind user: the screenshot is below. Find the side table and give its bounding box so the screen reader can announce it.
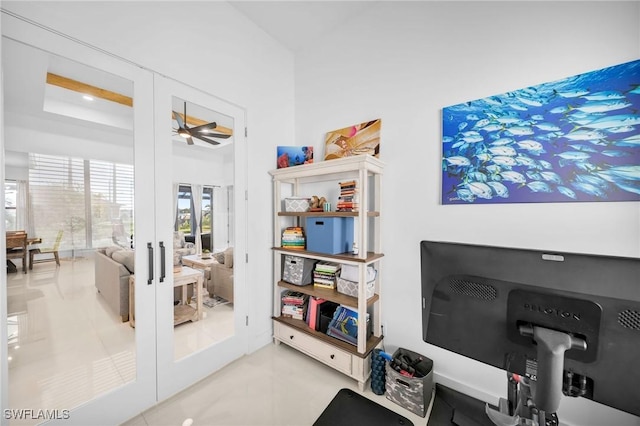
[129,266,204,328]
[181,254,217,298]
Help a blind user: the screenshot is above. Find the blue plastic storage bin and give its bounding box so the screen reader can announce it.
[306,217,354,255]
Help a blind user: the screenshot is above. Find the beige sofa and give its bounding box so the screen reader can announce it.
[95,246,192,323]
[208,247,234,303]
[94,247,132,322]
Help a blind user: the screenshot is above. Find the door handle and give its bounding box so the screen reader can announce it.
[159,241,166,283]
[147,242,154,285]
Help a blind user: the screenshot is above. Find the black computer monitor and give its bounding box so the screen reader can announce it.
[420,240,640,418]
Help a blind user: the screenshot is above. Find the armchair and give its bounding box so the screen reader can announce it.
[173,231,196,265]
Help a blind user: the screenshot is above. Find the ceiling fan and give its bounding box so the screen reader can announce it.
[173,102,231,146]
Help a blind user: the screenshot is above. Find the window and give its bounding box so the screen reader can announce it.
[4,180,17,231]
[177,185,194,234]
[90,160,134,248]
[29,153,134,251]
[202,187,213,234]
[175,184,214,251]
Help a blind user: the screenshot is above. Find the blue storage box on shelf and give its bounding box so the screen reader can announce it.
[305,216,354,255]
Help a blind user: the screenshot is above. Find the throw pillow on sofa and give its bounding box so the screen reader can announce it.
[112,249,135,274]
[213,251,225,264]
[224,247,233,268]
[105,245,122,258]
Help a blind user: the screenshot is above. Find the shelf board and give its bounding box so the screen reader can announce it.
[174,305,197,326]
[278,281,379,308]
[278,211,379,217]
[272,248,384,264]
[273,316,383,358]
[269,155,385,182]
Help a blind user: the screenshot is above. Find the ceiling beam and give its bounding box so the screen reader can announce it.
[46,72,133,107]
[46,72,233,137]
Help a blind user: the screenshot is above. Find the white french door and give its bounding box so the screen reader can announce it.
[1,13,157,425]
[152,76,247,400]
[1,11,248,425]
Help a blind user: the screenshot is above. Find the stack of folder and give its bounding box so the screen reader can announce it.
[326,305,369,346]
[306,298,339,332]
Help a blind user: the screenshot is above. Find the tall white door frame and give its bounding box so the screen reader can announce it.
[153,75,248,401]
[0,11,248,425]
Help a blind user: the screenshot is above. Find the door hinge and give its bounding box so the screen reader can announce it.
[245,190,248,201]
[245,253,248,263]
[245,127,248,137]
[245,316,249,326]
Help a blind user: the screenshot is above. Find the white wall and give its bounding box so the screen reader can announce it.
[2,1,295,351]
[295,2,640,425]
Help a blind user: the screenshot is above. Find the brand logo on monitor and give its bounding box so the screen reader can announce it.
[523,303,581,321]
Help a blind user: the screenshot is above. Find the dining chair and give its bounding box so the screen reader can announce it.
[6,231,28,273]
[29,230,64,269]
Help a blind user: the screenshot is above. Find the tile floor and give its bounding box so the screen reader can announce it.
[6,254,234,425]
[7,255,423,425]
[120,342,427,426]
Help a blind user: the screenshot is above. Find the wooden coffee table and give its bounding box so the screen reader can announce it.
[129,266,203,327]
[181,254,216,269]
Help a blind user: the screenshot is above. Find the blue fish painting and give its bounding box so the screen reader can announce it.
[442,59,640,204]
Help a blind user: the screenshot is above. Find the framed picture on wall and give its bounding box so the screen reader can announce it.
[442,59,640,205]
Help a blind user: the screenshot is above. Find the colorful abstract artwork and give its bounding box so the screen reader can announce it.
[277,146,313,168]
[324,119,381,160]
[442,60,640,204]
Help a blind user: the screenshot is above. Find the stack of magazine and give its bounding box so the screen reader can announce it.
[313,262,340,289]
[281,226,305,250]
[281,290,309,320]
[326,305,368,346]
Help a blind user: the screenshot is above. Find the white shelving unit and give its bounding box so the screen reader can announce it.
[269,155,384,390]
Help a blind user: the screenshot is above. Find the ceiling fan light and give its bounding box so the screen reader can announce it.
[178,129,190,138]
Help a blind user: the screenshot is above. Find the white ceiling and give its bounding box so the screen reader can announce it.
[3,37,235,152]
[229,1,375,52]
[2,1,372,150]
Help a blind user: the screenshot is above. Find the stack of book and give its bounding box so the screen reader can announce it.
[313,262,340,289]
[281,290,309,321]
[281,226,305,250]
[326,305,369,346]
[337,180,359,212]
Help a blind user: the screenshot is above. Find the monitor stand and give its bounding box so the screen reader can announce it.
[486,325,586,426]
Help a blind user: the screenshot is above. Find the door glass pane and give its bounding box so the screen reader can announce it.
[3,38,136,416]
[170,97,235,361]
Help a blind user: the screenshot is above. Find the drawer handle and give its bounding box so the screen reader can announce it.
[330,354,335,359]
[290,335,294,340]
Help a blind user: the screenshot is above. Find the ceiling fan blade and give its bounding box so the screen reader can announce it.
[189,121,218,133]
[173,110,185,129]
[192,133,220,145]
[187,136,194,145]
[202,132,232,139]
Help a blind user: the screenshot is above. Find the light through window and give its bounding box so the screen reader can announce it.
[29,153,134,252]
[175,185,214,251]
[4,180,17,231]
